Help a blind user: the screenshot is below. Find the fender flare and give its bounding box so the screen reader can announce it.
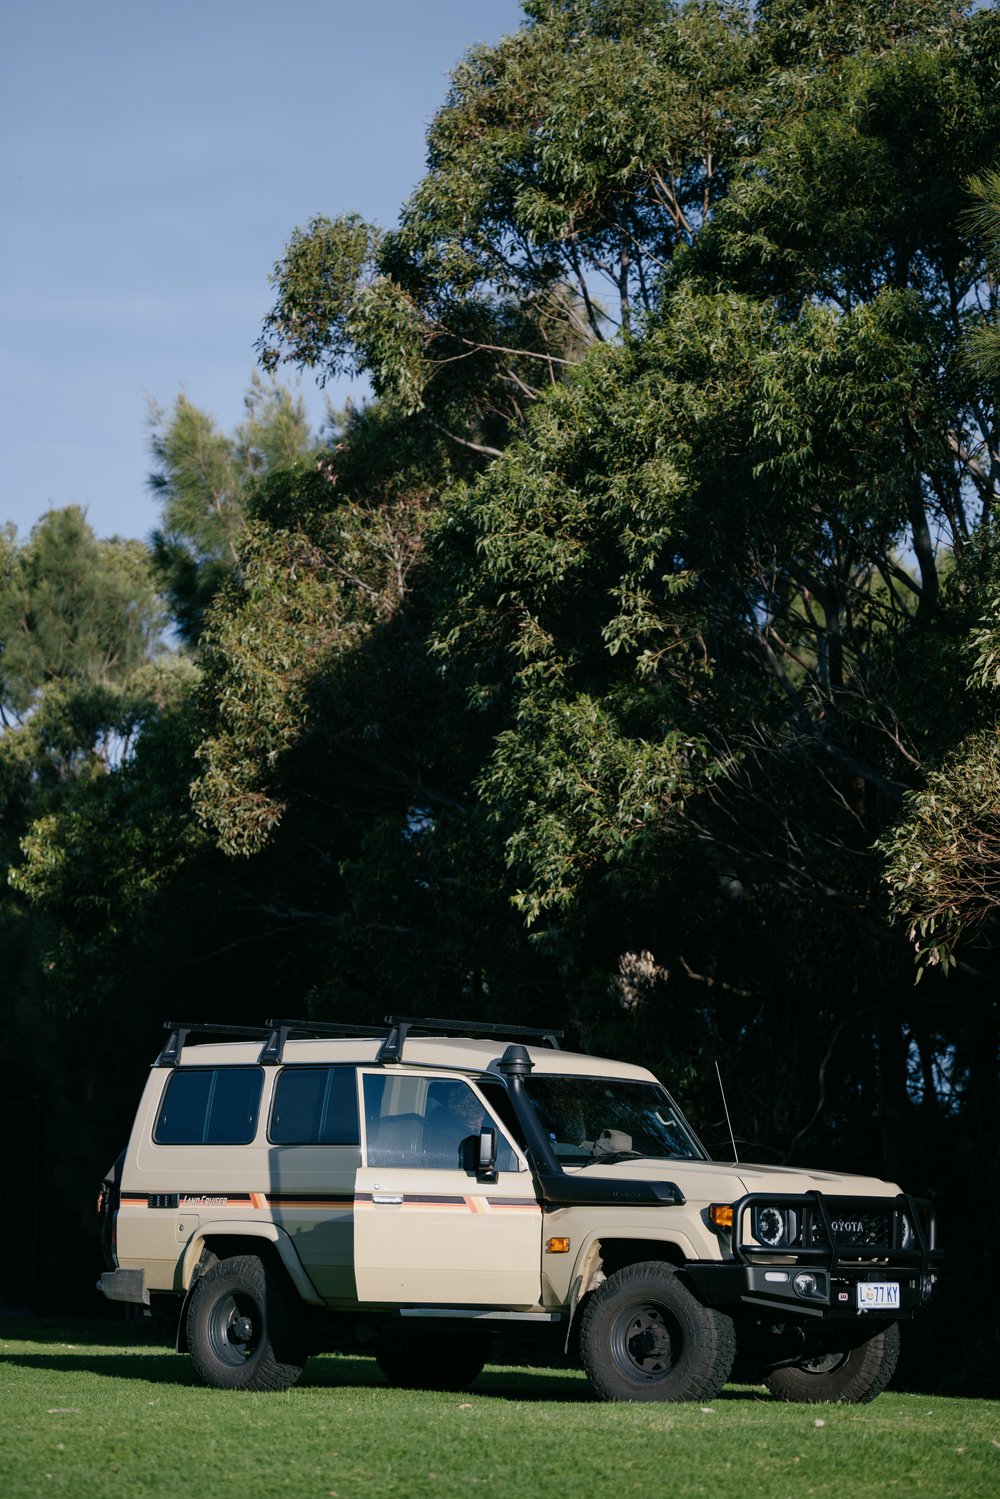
[175,1220,323,1353]
[563,1229,700,1351]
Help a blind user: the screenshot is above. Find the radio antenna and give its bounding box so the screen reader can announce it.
[715,1060,739,1163]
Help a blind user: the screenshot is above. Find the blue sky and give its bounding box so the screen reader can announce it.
[2,0,526,542]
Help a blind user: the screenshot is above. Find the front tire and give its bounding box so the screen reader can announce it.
[579,1261,735,1402]
[186,1253,306,1392]
[373,1331,487,1390]
[766,1322,900,1404]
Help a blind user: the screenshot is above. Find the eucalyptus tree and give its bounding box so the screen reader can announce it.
[257,1,755,456]
[215,0,1000,1041]
[148,374,320,643]
[881,167,1000,976]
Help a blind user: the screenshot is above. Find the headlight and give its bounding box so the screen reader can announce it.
[753,1204,798,1248]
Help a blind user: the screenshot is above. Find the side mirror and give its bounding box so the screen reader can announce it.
[477,1126,498,1181]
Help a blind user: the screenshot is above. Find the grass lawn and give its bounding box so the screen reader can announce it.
[1,1318,997,1498]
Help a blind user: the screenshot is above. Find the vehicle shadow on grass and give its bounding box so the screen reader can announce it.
[0,1343,776,1403]
[319,1360,597,1402]
[0,1315,155,1348]
[0,1347,584,1396]
[0,1348,199,1385]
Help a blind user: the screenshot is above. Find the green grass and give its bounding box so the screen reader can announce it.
[1,1319,998,1498]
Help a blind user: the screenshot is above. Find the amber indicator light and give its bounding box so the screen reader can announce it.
[709,1204,734,1229]
[545,1236,571,1254]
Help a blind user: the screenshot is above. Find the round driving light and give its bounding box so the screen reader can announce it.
[794,1272,820,1298]
[756,1206,786,1247]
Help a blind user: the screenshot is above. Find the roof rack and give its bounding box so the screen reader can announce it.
[156,1021,273,1068]
[156,1015,564,1068]
[158,1018,392,1067]
[378,1014,563,1064]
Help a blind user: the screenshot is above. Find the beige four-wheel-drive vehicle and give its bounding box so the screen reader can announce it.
[98,1017,940,1402]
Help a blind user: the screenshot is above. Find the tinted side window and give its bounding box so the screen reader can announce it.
[154,1068,262,1145]
[269,1067,360,1145]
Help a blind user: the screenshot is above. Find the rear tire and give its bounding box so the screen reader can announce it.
[373,1331,487,1390]
[579,1261,735,1402]
[766,1322,900,1404]
[186,1253,307,1392]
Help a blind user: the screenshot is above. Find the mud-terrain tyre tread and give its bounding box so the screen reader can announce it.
[374,1332,487,1390]
[186,1253,306,1392]
[579,1260,735,1403]
[765,1321,900,1405]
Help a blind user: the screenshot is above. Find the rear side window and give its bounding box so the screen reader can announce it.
[154,1067,262,1145]
[268,1067,360,1145]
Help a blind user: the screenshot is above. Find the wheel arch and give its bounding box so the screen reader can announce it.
[564,1234,694,1353]
[175,1222,321,1353]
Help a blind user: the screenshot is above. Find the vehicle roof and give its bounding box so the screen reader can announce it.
[168,1034,658,1082]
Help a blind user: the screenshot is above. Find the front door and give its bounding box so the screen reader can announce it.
[353,1070,542,1307]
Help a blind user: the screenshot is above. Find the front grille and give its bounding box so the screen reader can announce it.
[735,1191,933,1269]
[810,1207,906,1253]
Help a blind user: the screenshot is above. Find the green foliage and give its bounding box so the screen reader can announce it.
[0,509,169,880]
[0,507,176,966]
[880,730,1000,976]
[876,142,1000,970]
[483,692,712,925]
[258,214,383,381]
[0,510,195,1223]
[9,659,204,993]
[0,507,164,720]
[192,465,431,857]
[403,0,753,308]
[430,271,982,933]
[201,1,1000,1067]
[258,1,755,455]
[148,374,320,643]
[965,166,1000,378]
[880,569,1000,973]
[704,4,997,308]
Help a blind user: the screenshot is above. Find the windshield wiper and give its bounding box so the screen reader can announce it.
[576,1150,646,1168]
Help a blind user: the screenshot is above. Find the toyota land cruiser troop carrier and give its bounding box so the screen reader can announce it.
[98,1017,940,1403]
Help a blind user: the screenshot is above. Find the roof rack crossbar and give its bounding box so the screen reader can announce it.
[378,1014,563,1065]
[261,1018,391,1065]
[156,1021,273,1068]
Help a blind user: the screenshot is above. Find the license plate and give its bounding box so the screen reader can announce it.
[857,1281,900,1310]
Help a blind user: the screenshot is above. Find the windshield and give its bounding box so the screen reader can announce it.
[521,1076,706,1166]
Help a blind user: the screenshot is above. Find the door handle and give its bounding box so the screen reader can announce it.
[372,1194,403,1205]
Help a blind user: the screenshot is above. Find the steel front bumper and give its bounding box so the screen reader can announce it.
[683,1261,938,1319]
[685,1189,941,1320]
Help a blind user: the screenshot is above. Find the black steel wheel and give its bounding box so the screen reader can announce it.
[579,1261,735,1402]
[373,1331,487,1390]
[766,1322,900,1404]
[186,1253,306,1391]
